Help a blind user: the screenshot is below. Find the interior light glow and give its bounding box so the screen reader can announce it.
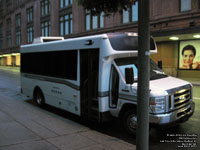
[11,53,20,56]
[193,35,200,38]
[2,54,11,57]
[127,33,138,36]
[169,37,179,40]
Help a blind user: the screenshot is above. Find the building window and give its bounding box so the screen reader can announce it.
[41,20,50,36]
[122,2,138,24]
[15,14,21,46]
[7,34,11,47]
[199,0,200,9]
[85,10,104,31]
[123,9,129,24]
[0,37,2,49]
[0,0,3,17]
[27,7,33,23]
[60,0,72,8]
[180,0,191,12]
[27,26,34,43]
[6,19,12,47]
[0,0,3,7]
[41,0,50,16]
[16,31,21,46]
[15,0,20,8]
[6,0,11,8]
[0,23,3,49]
[6,19,11,32]
[59,13,72,36]
[15,14,21,28]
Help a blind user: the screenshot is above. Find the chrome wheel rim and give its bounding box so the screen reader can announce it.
[127,114,137,131]
[36,95,42,104]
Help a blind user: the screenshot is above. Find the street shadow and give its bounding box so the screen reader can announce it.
[25,98,136,144]
[25,99,198,150]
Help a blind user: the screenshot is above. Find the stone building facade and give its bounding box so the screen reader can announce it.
[0,0,200,78]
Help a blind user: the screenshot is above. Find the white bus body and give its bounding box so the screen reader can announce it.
[20,33,195,134]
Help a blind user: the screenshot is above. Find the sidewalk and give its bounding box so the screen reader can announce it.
[0,93,135,150]
[0,66,20,71]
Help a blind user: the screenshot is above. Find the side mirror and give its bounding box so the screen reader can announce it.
[125,67,134,84]
[158,60,162,69]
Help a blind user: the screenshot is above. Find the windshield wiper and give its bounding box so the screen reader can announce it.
[150,73,168,80]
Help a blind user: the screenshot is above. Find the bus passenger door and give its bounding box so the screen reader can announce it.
[80,49,99,120]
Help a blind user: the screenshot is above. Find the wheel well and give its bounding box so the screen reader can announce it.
[33,86,43,99]
[119,103,137,119]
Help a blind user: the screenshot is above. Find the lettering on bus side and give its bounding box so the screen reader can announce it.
[51,87,62,95]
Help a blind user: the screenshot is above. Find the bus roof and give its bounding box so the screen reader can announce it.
[20,32,157,55]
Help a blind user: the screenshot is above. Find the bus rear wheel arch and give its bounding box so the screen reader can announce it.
[34,87,45,106]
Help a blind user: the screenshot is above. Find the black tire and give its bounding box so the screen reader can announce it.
[123,109,137,136]
[34,89,45,106]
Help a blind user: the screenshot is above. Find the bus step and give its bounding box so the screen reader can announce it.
[90,106,98,112]
[91,98,98,107]
[89,112,99,121]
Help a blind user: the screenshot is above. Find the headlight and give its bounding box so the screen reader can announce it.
[150,96,166,113]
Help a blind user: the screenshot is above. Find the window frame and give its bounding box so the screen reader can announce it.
[15,13,21,28]
[27,26,34,43]
[85,10,104,31]
[6,18,11,32]
[6,19,11,47]
[41,20,51,36]
[0,23,2,36]
[122,2,138,24]
[41,0,50,17]
[60,0,72,9]
[26,7,33,24]
[0,23,3,49]
[199,0,200,9]
[16,31,21,46]
[15,0,20,8]
[59,13,72,36]
[7,33,12,47]
[0,0,3,16]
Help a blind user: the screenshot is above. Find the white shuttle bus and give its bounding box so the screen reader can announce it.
[20,33,195,134]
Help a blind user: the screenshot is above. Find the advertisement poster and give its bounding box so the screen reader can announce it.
[179,40,200,70]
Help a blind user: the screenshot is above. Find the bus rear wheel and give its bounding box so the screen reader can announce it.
[34,89,45,106]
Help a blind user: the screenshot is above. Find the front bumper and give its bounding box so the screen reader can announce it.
[149,102,195,125]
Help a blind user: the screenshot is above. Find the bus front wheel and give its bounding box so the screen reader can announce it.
[34,89,45,106]
[123,109,137,136]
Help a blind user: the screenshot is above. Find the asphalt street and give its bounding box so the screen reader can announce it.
[0,67,199,150]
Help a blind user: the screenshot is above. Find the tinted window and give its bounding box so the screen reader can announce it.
[108,33,156,51]
[21,50,77,80]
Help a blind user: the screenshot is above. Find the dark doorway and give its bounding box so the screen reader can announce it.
[80,49,99,120]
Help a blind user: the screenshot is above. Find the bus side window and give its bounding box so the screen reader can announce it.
[109,66,119,108]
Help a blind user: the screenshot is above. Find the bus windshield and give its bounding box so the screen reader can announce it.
[115,57,168,81]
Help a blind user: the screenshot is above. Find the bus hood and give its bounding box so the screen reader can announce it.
[149,76,190,93]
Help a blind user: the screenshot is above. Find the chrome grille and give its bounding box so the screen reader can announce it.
[168,88,191,111]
